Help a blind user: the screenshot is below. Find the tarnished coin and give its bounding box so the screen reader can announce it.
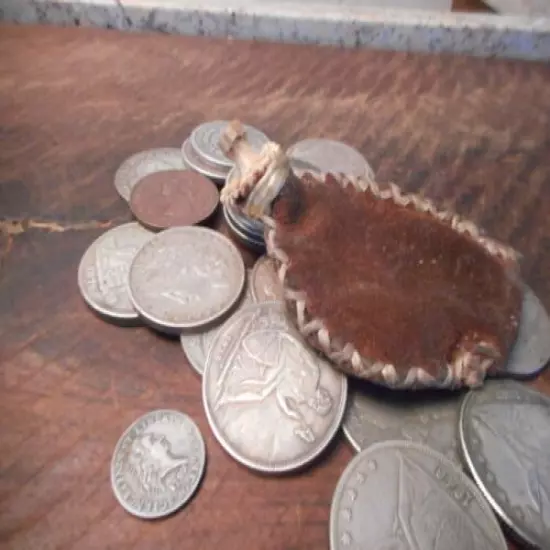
[114,148,186,202]
[129,169,219,231]
[111,409,206,519]
[222,204,266,254]
[287,138,374,180]
[459,380,550,549]
[502,285,550,378]
[181,138,228,182]
[330,440,507,550]
[77,222,154,323]
[203,301,347,473]
[128,226,245,333]
[250,255,284,303]
[191,120,269,169]
[180,269,254,376]
[342,383,463,466]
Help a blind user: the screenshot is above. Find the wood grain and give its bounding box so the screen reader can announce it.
[1,23,549,550]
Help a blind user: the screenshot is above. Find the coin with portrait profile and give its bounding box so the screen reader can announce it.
[128,226,245,333]
[202,300,347,474]
[129,169,219,231]
[110,409,206,519]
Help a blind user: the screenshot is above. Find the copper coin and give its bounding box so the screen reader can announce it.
[129,169,219,231]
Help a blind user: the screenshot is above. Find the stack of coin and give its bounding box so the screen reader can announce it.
[182,120,270,184]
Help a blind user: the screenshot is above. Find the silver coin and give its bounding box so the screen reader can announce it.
[190,120,269,169]
[503,285,550,378]
[180,269,255,376]
[342,385,464,466]
[287,138,374,180]
[77,222,154,323]
[225,202,264,240]
[330,440,507,550]
[202,300,347,473]
[128,226,245,333]
[250,255,284,304]
[114,148,186,202]
[459,380,550,548]
[181,138,228,182]
[110,409,206,519]
[222,204,266,254]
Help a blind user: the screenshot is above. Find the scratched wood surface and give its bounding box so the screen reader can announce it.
[1,23,549,550]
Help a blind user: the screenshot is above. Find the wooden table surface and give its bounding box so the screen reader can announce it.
[1,23,549,550]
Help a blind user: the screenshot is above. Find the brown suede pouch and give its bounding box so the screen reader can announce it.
[268,172,522,388]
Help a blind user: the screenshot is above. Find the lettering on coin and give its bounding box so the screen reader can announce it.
[78,222,154,321]
[111,410,206,519]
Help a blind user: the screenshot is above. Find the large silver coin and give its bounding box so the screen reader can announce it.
[330,440,507,550]
[342,385,463,466]
[110,409,206,519]
[191,120,269,169]
[180,269,254,376]
[503,285,550,378]
[203,301,347,473]
[114,148,186,202]
[250,255,284,303]
[181,138,228,182]
[459,380,550,549]
[128,226,245,333]
[287,138,374,180]
[77,222,154,323]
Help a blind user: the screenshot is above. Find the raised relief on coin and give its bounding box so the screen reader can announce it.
[191,120,269,169]
[286,138,374,180]
[342,384,463,466]
[503,285,550,378]
[330,441,507,550]
[180,270,254,376]
[111,409,206,519]
[77,222,154,322]
[459,381,550,548]
[251,255,284,303]
[114,148,186,202]
[129,169,219,231]
[128,227,245,332]
[203,301,347,473]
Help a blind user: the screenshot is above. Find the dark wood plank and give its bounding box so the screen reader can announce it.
[453,0,494,12]
[1,23,549,550]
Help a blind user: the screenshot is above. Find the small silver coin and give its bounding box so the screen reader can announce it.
[287,138,374,180]
[128,226,245,333]
[250,255,284,303]
[181,138,228,182]
[180,269,255,376]
[459,380,550,549]
[114,148,186,202]
[502,285,550,378]
[202,301,348,474]
[342,384,464,466]
[190,120,269,169]
[222,204,266,254]
[110,409,206,519]
[77,222,155,323]
[225,203,264,241]
[330,440,507,550]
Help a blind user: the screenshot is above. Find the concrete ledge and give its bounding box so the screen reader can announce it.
[1,0,549,60]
